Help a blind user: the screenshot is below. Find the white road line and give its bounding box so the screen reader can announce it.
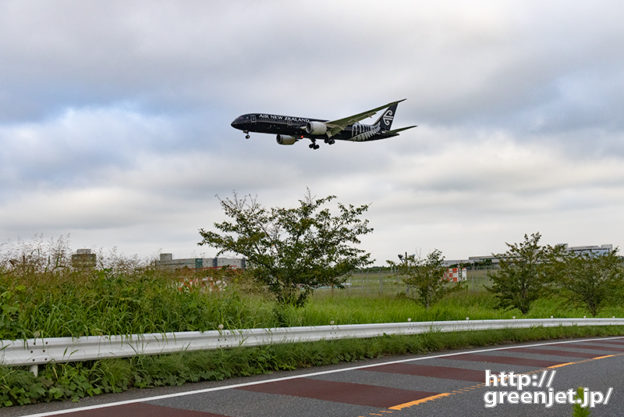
[20,335,624,417]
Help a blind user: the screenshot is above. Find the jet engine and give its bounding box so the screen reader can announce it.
[305,121,328,135]
[276,134,297,145]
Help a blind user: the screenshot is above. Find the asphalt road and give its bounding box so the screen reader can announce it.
[7,336,624,417]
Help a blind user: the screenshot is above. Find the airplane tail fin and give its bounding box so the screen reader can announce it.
[375,101,401,132]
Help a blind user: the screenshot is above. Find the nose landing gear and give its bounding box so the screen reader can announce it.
[244,130,250,139]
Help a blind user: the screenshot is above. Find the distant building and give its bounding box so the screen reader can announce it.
[156,253,246,270]
[467,255,499,266]
[445,243,614,267]
[560,244,613,257]
[71,249,97,269]
[443,259,487,267]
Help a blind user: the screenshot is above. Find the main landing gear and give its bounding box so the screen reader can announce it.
[324,138,335,145]
[308,139,320,150]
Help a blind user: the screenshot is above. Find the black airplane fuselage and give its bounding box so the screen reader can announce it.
[231,113,398,143]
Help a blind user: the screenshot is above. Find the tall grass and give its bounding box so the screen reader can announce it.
[0,264,275,339]
[2,239,624,340]
[3,267,624,340]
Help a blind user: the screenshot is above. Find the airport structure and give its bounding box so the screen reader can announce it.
[156,253,246,270]
[563,244,614,257]
[71,249,97,269]
[443,243,614,267]
[69,244,612,272]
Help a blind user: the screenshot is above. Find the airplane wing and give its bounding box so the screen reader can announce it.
[324,99,406,137]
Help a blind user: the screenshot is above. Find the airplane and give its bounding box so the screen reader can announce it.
[230,99,416,150]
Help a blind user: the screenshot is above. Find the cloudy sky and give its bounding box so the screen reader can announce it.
[1,0,623,263]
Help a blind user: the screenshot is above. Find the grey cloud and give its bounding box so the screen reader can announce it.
[0,1,618,126]
[0,107,218,198]
[2,1,624,261]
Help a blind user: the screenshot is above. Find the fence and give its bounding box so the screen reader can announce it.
[337,270,493,295]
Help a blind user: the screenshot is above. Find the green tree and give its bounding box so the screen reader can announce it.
[388,249,461,309]
[554,248,623,317]
[486,232,563,314]
[198,192,373,307]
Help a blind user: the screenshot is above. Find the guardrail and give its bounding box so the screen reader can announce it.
[2,318,623,376]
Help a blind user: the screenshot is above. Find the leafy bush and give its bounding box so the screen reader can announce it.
[388,249,463,309]
[486,233,564,314]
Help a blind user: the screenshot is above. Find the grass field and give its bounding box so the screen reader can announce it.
[340,269,492,295]
[2,268,622,340]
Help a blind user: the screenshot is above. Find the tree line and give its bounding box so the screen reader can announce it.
[199,192,623,317]
[486,232,622,316]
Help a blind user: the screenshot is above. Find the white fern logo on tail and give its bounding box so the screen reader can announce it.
[382,110,394,125]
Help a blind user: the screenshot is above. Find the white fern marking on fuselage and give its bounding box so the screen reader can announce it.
[350,122,381,142]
